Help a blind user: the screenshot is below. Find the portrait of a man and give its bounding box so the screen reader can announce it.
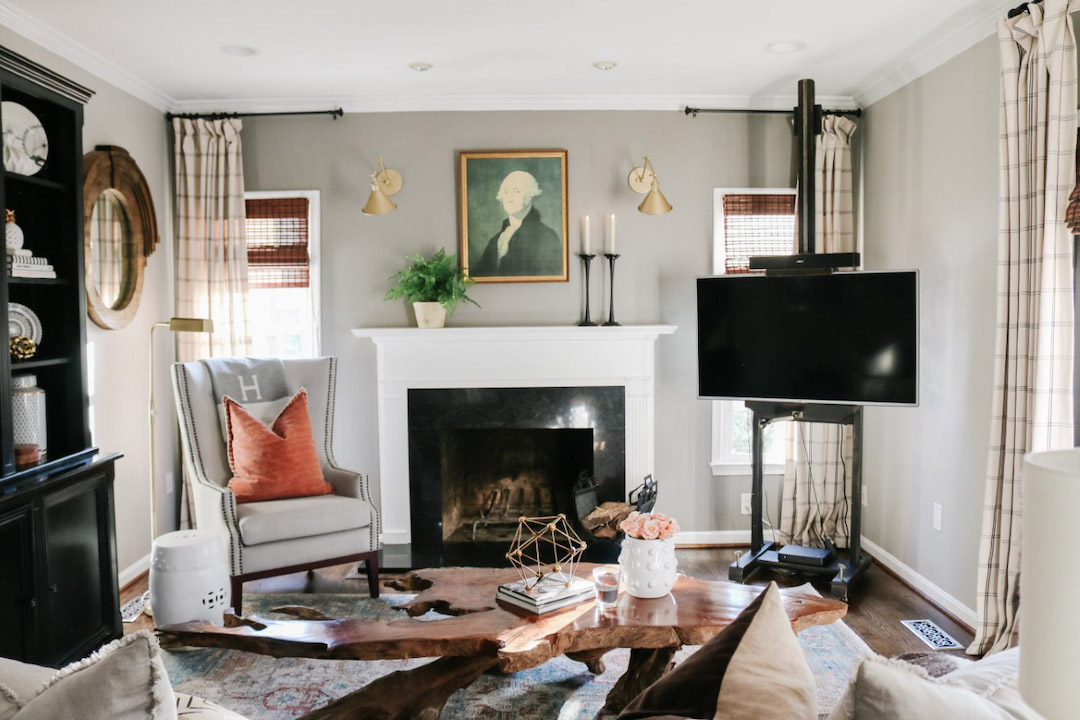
[459,150,568,282]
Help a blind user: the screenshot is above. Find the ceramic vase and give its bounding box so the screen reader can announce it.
[618,536,677,598]
[12,374,46,458]
[413,301,447,329]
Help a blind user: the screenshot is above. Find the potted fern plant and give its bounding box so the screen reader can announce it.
[383,248,480,328]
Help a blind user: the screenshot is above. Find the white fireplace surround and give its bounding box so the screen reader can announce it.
[352,325,676,544]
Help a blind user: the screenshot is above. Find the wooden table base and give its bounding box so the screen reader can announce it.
[300,655,499,720]
[603,646,679,712]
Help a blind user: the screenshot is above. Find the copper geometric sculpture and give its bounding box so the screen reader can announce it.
[505,514,587,591]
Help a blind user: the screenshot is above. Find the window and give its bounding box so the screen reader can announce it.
[710,189,795,475]
[244,191,320,358]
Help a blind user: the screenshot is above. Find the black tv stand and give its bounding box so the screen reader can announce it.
[728,401,871,601]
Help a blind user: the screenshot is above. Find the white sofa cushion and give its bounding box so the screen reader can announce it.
[0,657,52,720]
[236,494,372,546]
[827,648,1040,720]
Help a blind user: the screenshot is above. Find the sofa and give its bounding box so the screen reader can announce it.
[0,632,246,720]
[616,582,1039,720]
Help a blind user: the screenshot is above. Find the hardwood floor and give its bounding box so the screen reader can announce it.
[122,546,975,659]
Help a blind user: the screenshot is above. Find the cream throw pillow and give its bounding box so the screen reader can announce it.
[14,631,176,720]
[712,582,818,719]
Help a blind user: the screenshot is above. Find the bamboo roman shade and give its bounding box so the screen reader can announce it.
[244,197,310,288]
[721,194,796,274]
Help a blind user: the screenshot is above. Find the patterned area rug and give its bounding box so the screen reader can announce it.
[163,590,871,720]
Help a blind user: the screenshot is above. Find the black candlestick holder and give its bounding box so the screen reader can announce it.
[603,253,621,326]
[578,253,597,326]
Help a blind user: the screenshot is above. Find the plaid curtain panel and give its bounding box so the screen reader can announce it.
[780,115,858,547]
[970,0,1077,656]
[173,117,252,526]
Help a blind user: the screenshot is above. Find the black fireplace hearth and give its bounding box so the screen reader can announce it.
[407,386,625,568]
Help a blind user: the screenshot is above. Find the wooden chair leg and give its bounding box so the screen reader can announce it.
[231,577,244,613]
[366,553,380,598]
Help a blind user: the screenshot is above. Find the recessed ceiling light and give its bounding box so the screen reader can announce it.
[592,61,618,71]
[409,62,434,72]
[764,41,807,54]
[220,44,259,57]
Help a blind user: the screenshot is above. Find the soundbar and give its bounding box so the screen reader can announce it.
[749,252,860,271]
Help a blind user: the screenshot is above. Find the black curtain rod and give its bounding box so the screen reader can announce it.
[1008,0,1040,19]
[684,106,862,118]
[165,108,344,121]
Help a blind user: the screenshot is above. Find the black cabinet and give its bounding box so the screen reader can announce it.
[0,45,94,477]
[0,455,121,666]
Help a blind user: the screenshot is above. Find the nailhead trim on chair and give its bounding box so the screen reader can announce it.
[174,363,243,575]
[323,357,381,548]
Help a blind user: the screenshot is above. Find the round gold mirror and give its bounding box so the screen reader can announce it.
[83,145,159,329]
[89,189,132,309]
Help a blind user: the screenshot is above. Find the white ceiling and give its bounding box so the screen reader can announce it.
[0,0,1015,113]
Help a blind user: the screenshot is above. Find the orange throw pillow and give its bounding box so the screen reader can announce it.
[225,389,333,504]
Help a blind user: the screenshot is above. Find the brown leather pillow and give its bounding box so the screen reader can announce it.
[225,388,333,503]
[617,582,817,720]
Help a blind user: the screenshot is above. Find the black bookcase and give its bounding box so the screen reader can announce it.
[0,47,94,476]
[0,46,123,665]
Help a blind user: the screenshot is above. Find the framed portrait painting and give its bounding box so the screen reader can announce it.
[459,149,568,283]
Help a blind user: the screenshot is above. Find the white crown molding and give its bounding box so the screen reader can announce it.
[854,0,1015,108]
[0,1,173,111]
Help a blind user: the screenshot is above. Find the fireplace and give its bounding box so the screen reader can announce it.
[408,386,624,567]
[351,324,676,554]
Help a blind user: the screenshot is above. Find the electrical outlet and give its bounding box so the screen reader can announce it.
[932,502,942,532]
[165,471,175,495]
[740,493,752,515]
[861,486,868,507]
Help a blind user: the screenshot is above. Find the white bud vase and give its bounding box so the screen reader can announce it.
[413,302,447,329]
[618,537,678,598]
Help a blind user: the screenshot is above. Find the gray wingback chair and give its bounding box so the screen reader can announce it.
[171,356,379,610]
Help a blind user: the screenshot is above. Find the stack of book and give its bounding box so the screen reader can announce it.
[496,574,595,614]
[6,248,55,279]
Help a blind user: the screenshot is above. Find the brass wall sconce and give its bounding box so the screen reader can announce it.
[628,156,673,215]
[362,156,403,215]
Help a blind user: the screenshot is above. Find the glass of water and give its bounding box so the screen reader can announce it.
[592,565,621,609]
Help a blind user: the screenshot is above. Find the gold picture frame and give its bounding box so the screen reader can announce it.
[458,149,569,283]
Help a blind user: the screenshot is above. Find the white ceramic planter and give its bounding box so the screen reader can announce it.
[618,537,678,598]
[413,302,447,329]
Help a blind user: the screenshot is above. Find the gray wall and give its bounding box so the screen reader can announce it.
[0,30,176,574]
[861,35,999,610]
[242,110,794,535]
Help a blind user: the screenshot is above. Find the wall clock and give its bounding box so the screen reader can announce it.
[2,101,48,176]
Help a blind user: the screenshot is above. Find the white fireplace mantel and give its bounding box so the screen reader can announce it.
[352,325,676,544]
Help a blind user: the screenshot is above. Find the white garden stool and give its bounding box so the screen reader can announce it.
[149,530,230,627]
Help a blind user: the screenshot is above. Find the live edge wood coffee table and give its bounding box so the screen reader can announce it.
[157,565,846,720]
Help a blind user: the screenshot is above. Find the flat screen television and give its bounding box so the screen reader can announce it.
[696,270,918,406]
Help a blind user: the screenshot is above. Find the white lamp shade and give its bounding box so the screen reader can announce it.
[1020,448,1080,718]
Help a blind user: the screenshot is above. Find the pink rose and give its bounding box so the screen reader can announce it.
[657,519,673,540]
[640,519,661,540]
[620,514,645,538]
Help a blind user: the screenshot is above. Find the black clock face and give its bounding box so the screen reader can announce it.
[22,125,47,168]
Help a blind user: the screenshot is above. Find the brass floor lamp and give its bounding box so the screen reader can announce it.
[136,317,212,620]
[149,317,214,542]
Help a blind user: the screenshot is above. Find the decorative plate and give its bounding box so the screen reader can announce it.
[8,302,42,344]
[2,101,48,176]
